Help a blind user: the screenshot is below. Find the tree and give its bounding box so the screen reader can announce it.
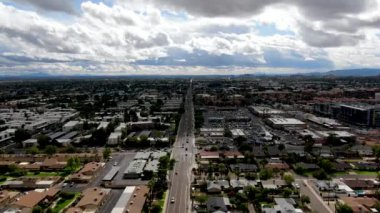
[103,147,111,160]
[169,159,175,170]
[327,134,340,145]
[373,146,380,162]
[92,128,108,145]
[195,195,208,206]
[151,202,162,213]
[37,134,50,148]
[44,145,57,156]
[26,146,40,155]
[300,195,310,207]
[259,168,273,180]
[278,144,285,151]
[224,128,232,137]
[304,135,315,153]
[313,169,328,180]
[336,203,353,213]
[319,159,334,173]
[283,172,295,185]
[14,129,31,143]
[282,187,293,198]
[234,136,247,146]
[32,206,43,213]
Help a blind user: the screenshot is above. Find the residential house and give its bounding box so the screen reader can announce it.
[206,197,231,213]
[74,187,110,212]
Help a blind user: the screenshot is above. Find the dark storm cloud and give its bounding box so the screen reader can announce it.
[12,0,77,14]
[298,24,364,47]
[155,0,375,20]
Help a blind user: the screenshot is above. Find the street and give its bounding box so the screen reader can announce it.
[166,83,196,213]
[298,179,333,213]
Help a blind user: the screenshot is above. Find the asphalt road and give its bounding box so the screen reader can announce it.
[99,189,123,213]
[298,179,333,213]
[166,83,195,213]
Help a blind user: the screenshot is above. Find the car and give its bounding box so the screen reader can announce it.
[185,148,188,151]
[171,197,175,203]
[114,162,118,166]
[175,172,178,175]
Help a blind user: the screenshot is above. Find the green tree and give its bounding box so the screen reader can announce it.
[151,202,162,213]
[327,134,340,145]
[169,159,176,170]
[234,136,247,146]
[195,195,208,206]
[103,147,111,160]
[304,135,315,153]
[319,159,334,173]
[313,169,328,180]
[278,144,285,151]
[14,129,31,143]
[26,146,40,155]
[32,206,43,213]
[44,145,57,156]
[300,195,310,207]
[373,146,380,162]
[336,203,353,213]
[37,134,50,147]
[224,128,232,137]
[283,172,295,185]
[259,168,273,180]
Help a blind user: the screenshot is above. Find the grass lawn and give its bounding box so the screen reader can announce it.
[26,172,61,177]
[354,171,379,176]
[52,192,81,213]
[332,171,349,176]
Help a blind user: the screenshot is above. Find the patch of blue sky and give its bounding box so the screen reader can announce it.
[161,10,189,21]
[262,48,333,69]
[255,23,295,36]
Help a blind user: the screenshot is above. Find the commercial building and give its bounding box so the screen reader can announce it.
[249,106,284,117]
[338,104,380,128]
[200,128,224,137]
[62,120,80,132]
[230,129,245,138]
[97,122,109,130]
[266,117,306,129]
[144,160,159,173]
[102,166,120,184]
[56,131,78,146]
[107,132,122,145]
[134,152,151,160]
[123,160,147,179]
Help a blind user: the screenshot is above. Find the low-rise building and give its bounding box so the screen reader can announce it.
[107,132,122,145]
[63,120,80,132]
[123,160,147,179]
[266,117,306,129]
[74,187,110,212]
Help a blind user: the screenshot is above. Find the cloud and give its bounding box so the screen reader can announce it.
[298,23,365,48]
[0,0,380,76]
[12,0,77,14]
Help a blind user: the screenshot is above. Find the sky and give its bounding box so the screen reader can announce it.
[0,0,380,76]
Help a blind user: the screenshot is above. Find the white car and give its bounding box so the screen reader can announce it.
[171,197,175,203]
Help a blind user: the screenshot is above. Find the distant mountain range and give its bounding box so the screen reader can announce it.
[310,68,380,77]
[0,68,380,79]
